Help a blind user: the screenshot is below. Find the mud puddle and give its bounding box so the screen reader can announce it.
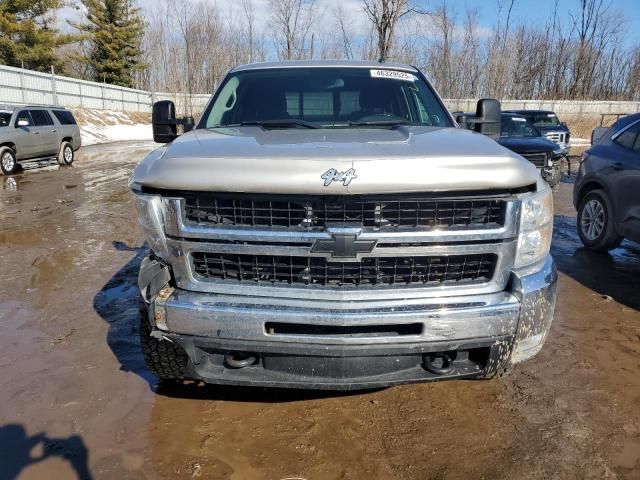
[0,150,639,479]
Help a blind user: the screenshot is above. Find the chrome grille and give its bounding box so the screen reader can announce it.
[191,252,497,287]
[183,193,505,230]
[521,152,547,168]
[545,132,567,144]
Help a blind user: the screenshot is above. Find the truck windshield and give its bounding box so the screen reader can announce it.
[199,67,452,129]
[500,116,540,138]
[527,113,561,127]
[0,112,11,127]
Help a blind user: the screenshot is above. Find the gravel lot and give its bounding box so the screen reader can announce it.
[0,142,639,479]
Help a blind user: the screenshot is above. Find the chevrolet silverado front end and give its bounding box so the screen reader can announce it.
[131,61,557,390]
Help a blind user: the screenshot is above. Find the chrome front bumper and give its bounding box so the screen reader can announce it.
[141,255,557,389]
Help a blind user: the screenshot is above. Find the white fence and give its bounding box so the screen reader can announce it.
[0,64,210,114]
[1,64,639,117]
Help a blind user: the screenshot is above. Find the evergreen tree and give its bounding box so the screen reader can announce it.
[0,0,75,72]
[74,0,145,88]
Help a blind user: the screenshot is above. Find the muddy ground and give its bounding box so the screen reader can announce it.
[0,143,639,480]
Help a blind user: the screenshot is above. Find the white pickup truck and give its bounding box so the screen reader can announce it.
[130,60,556,390]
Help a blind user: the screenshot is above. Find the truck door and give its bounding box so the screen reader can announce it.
[29,109,59,156]
[609,120,640,242]
[13,110,40,160]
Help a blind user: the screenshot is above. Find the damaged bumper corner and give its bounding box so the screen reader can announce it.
[508,255,558,365]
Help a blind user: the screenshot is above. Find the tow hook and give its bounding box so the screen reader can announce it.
[423,353,454,375]
[224,352,257,369]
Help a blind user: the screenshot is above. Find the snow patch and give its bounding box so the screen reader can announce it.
[81,123,153,146]
[571,138,591,147]
[73,109,154,145]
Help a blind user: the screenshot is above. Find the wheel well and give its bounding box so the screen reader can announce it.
[0,142,17,153]
[577,181,604,205]
[62,137,73,145]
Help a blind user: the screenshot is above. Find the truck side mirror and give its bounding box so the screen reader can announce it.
[16,118,29,127]
[183,116,195,133]
[474,99,501,139]
[455,113,469,128]
[152,100,178,143]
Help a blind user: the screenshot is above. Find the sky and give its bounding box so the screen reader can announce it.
[60,0,640,47]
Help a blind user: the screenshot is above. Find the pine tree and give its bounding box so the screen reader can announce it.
[74,0,145,88]
[0,0,76,72]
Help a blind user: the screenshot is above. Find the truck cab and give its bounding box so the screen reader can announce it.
[504,109,571,155]
[131,61,557,390]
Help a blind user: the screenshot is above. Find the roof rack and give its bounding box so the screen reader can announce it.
[0,104,69,110]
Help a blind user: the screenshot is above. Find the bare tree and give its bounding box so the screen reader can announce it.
[335,6,355,60]
[135,0,640,103]
[362,0,423,61]
[268,0,316,60]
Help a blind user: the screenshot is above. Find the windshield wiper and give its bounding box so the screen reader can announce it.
[348,119,411,127]
[237,119,319,129]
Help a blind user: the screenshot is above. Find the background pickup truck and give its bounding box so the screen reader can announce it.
[0,105,81,175]
[131,60,557,390]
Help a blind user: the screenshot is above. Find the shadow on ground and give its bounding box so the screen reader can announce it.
[0,424,92,480]
[553,214,640,311]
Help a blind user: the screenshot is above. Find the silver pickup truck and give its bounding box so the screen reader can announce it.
[0,105,81,175]
[130,60,557,390]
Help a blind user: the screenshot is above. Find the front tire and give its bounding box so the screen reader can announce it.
[139,304,189,381]
[0,147,17,175]
[57,141,74,166]
[577,189,623,251]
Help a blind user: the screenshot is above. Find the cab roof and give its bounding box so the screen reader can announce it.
[505,110,555,115]
[231,60,418,73]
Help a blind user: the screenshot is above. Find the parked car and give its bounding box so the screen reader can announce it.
[574,113,640,251]
[497,113,564,187]
[0,105,81,175]
[131,60,556,390]
[504,109,571,154]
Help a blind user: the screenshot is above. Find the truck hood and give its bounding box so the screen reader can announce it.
[132,126,541,194]
[497,136,558,154]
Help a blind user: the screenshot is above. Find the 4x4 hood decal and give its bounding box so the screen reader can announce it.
[132,126,541,194]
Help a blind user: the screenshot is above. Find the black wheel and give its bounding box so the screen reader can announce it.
[577,189,623,252]
[57,141,74,166]
[0,146,17,175]
[139,305,189,380]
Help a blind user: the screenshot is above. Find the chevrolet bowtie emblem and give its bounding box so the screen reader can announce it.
[311,233,377,260]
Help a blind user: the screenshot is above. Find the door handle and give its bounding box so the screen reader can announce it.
[612,162,623,170]
[51,129,57,133]
[34,131,40,135]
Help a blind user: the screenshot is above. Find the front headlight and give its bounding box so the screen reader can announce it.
[130,181,168,260]
[515,187,553,268]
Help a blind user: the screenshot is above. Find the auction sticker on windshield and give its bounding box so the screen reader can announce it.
[370,69,414,82]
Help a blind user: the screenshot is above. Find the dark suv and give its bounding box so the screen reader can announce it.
[505,110,571,155]
[497,113,564,187]
[574,113,640,251]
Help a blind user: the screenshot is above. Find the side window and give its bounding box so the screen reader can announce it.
[634,132,640,153]
[29,110,54,126]
[15,111,34,127]
[614,122,640,151]
[52,110,77,125]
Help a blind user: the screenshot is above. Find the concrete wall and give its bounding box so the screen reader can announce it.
[1,65,639,117]
[444,99,640,116]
